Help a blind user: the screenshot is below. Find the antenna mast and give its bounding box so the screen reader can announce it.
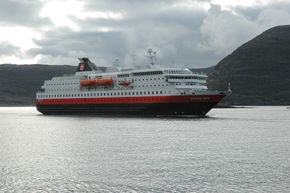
[146,48,157,66]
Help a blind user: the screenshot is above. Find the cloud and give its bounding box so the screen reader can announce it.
[257,8,290,28]
[0,41,20,57]
[0,0,51,27]
[1,0,290,68]
[28,27,128,65]
[28,1,210,67]
[199,3,290,59]
[199,4,259,56]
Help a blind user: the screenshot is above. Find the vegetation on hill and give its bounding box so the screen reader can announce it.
[207,25,290,105]
[0,64,75,106]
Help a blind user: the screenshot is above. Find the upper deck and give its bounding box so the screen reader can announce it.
[36,58,210,100]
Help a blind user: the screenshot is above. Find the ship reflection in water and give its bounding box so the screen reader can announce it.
[0,106,289,192]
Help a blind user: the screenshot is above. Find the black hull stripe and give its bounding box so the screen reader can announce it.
[36,102,219,116]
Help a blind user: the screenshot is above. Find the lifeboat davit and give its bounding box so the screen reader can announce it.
[80,78,113,87]
[118,80,131,87]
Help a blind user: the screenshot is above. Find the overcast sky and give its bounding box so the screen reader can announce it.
[0,0,289,68]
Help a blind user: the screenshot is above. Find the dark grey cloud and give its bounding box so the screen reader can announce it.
[28,27,128,65]
[0,0,51,27]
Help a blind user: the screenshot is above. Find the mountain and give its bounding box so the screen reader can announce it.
[208,25,290,105]
[190,66,214,74]
[0,64,75,106]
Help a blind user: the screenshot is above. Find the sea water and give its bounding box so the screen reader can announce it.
[0,106,289,192]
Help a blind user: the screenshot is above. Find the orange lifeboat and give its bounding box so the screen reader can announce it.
[80,79,96,86]
[94,78,114,86]
[80,78,113,87]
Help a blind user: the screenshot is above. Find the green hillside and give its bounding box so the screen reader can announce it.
[0,64,75,106]
[208,25,290,105]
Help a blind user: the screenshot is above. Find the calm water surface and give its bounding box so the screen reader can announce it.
[0,106,289,192]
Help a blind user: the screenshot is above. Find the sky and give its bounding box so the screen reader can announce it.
[0,0,290,68]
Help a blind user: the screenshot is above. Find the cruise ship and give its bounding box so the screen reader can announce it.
[36,53,230,116]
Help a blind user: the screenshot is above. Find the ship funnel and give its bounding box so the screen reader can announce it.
[77,58,97,72]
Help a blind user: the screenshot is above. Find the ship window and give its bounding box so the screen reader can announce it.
[100,93,102,96]
[121,93,123,95]
[140,92,142,95]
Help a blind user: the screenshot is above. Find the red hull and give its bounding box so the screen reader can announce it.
[36,95,224,105]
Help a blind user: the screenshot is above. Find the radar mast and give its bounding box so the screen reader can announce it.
[146,48,157,66]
